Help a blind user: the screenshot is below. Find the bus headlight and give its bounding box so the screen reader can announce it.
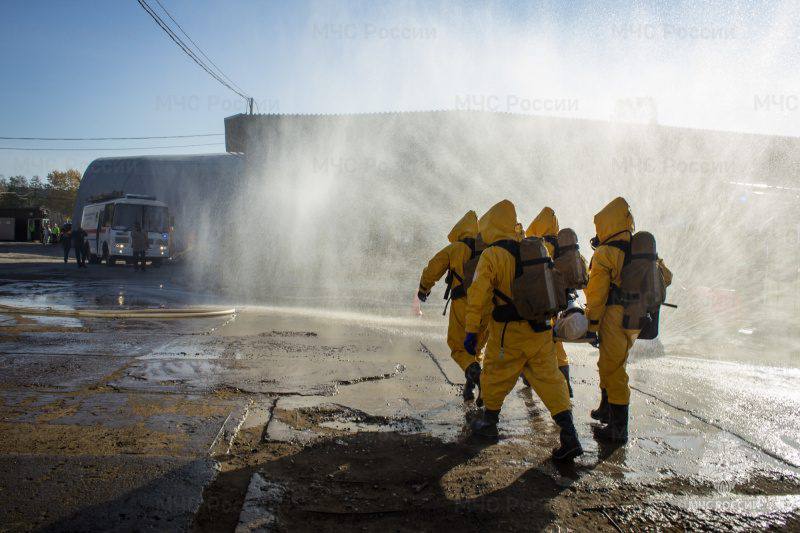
[115,243,125,249]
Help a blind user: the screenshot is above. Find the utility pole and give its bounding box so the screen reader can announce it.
[248,97,254,115]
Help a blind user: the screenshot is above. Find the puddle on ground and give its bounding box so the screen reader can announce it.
[22,315,84,328]
[259,330,318,337]
[271,403,425,442]
[125,359,224,383]
[0,279,228,314]
[138,341,227,360]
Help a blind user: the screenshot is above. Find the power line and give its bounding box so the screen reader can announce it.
[0,142,224,151]
[0,133,223,141]
[137,0,245,98]
[151,0,248,97]
[136,0,250,102]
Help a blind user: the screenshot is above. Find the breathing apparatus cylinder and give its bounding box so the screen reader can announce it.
[554,296,589,341]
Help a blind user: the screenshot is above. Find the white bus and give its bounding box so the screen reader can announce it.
[81,194,172,266]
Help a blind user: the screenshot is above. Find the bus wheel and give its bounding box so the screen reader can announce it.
[102,244,109,264]
[107,257,116,267]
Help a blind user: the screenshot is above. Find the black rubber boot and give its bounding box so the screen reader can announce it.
[462,379,475,401]
[463,362,481,401]
[594,403,629,443]
[590,388,609,423]
[470,409,499,439]
[552,410,584,461]
[559,365,573,398]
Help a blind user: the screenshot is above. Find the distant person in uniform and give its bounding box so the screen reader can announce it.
[51,224,60,245]
[71,226,87,268]
[61,224,72,263]
[131,222,147,272]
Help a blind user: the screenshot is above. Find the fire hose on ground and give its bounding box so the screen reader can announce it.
[0,304,237,319]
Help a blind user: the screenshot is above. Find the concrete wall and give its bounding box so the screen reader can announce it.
[216,111,800,343]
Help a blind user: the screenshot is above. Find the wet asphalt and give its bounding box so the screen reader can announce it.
[0,243,798,531]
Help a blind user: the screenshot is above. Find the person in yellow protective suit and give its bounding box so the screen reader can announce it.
[525,206,573,397]
[584,197,671,443]
[418,211,489,402]
[463,200,583,461]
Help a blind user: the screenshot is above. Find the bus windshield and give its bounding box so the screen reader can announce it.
[112,204,170,233]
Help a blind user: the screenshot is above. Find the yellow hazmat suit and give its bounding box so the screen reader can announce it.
[525,207,569,368]
[465,200,571,416]
[419,211,489,372]
[584,197,638,405]
[525,206,560,241]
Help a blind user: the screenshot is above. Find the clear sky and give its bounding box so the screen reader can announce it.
[2,0,798,177]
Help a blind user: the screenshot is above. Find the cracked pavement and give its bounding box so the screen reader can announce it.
[0,243,798,532]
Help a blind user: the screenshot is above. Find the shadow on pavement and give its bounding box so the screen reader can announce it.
[193,426,591,532]
[19,458,216,533]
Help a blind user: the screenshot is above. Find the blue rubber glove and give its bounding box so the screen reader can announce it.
[464,332,478,355]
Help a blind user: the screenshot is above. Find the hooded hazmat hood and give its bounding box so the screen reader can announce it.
[526,206,560,238]
[594,197,635,243]
[479,200,518,245]
[447,210,478,243]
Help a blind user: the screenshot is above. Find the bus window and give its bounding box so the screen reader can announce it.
[112,204,170,232]
[143,206,169,233]
[112,204,142,230]
[82,208,97,230]
[102,204,114,226]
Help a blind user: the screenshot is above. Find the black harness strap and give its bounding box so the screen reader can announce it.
[596,239,629,306]
[607,285,624,306]
[489,240,523,277]
[493,288,513,305]
[521,257,551,267]
[443,239,475,300]
[602,230,632,245]
[442,271,454,301]
[450,279,466,300]
[491,283,549,332]
[603,239,631,267]
[604,239,629,252]
[530,321,552,333]
[603,240,629,306]
[452,239,483,301]
[489,239,519,255]
[443,239,479,306]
